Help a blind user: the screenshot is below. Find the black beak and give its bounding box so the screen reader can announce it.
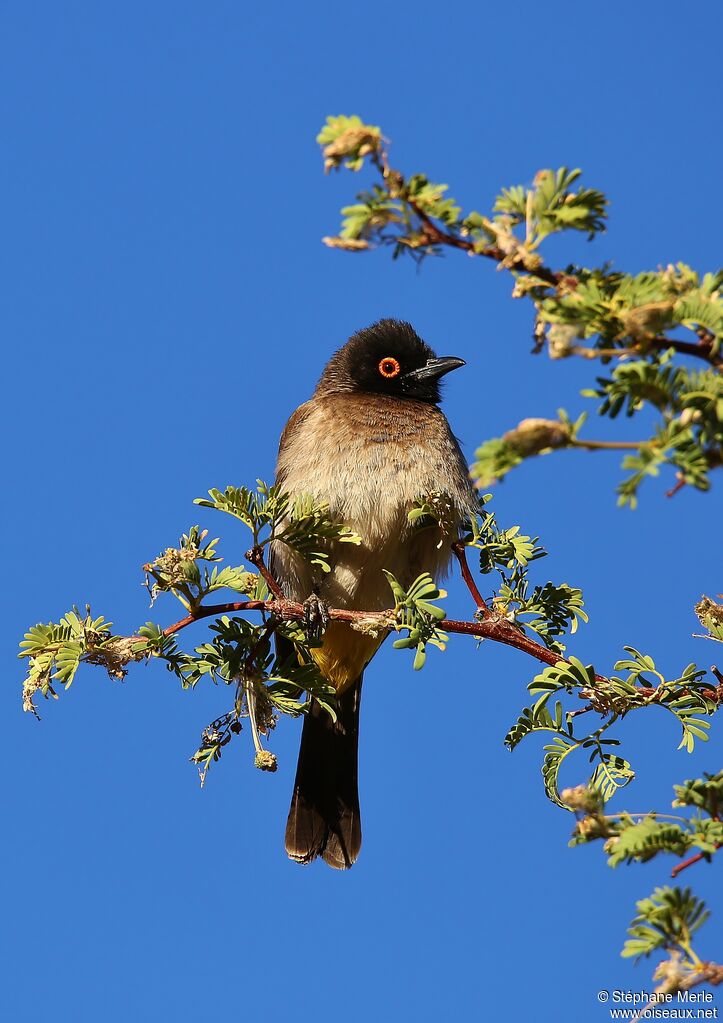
[401,356,466,384]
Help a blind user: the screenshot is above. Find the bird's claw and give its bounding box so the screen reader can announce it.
[302,593,330,641]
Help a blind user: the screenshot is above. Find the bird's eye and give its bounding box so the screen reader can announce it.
[378,357,401,379]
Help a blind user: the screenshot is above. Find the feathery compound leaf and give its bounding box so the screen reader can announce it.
[195,483,362,573]
[384,571,447,670]
[593,357,685,419]
[530,658,597,693]
[542,736,580,807]
[469,437,526,487]
[504,694,572,751]
[465,506,545,573]
[407,174,461,227]
[275,492,361,572]
[532,168,607,242]
[496,579,587,653]
[205,565,258,596]
[19,608,129,716]
[337,189,402,242]
[676,294,723,346]
[622,886,709,961]
[606,818,691,868]
[493,167,607,244]
[194,481,290,536]
[266,660,337,720]
[588,752,635,804]
[195,486,260,527]
[673,770,723,815]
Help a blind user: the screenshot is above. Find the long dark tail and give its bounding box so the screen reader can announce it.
[285,677,363,869]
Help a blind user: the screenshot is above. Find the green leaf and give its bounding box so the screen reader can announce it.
[622,886,709,961]
[589,752,634,803]
[607,818,690,868]
[541,736,579,807]
[384,570,447,670]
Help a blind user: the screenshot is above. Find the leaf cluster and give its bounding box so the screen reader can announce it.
[195,482,361,571]
[493,167,607,244]
[19,484,358,779]
[19,477,723,982]
[568,769,723,873]
[471,410,585,488]
[505,650,718,808]
[144,525,258,610]
[622,886,709,963]
[319,116,723,504]
[464,498,586,655]
[383,571,447,670]
[19,607,138,717]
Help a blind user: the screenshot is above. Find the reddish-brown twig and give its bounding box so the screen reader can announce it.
[670,788,720,878]
[671,847,720,879]
[244,618,278,673]
[162,601,270,637]
[149,550,712,693]
[666,477,688,499]
[245,545,284,598]
[651,334,723,371]
[155,597,591,674]
[370,152,723,371]
[452,541,491,618]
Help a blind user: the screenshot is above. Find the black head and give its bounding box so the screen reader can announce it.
[316,319,465,404]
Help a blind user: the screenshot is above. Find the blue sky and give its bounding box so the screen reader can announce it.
[2,3,721,1021]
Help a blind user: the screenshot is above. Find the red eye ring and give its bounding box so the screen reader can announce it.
[378,356,401,379]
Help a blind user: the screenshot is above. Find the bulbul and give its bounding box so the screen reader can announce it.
[271,319,476,868]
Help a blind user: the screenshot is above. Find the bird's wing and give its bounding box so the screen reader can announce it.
[268,400,315,599]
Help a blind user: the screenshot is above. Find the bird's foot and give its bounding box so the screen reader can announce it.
[302,592,330,641]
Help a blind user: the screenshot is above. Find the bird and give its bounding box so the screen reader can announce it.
[271,318,477,869]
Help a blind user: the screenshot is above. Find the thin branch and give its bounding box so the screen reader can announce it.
[451,541,492,617]
[670,785,721,878]
[407,195,562,287]
[369,149,723,371]
[192,607,714,696]
[245,545,284,598]
[651,334,723,371]
[153,596,602,676]
[245,618,277,672]
[570,345,641,360]
[372,150,563,288]
[244,619,279,766]
[568,702,595,718]
[671,846,720,879]
[162,601,269,637]
[408,219,721,370]
[245,679,264,756]
[666,477,688,499]
[570,438,650,452]
[137,547,710,694]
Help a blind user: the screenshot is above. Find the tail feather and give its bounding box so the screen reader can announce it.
[285,678,363,869]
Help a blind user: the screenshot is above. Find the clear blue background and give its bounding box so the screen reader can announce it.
[2,3,721,1021]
